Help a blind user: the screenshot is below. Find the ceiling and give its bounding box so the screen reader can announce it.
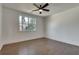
[2,3,79,17]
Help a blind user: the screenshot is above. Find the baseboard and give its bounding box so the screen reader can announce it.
[0,44,3,50]
[46,37,79,47]
[3,37,46,46]
[2,37,79,50]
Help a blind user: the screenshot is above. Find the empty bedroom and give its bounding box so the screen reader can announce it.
[0,3,79,55]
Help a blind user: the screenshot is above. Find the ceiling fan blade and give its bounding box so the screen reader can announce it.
[33,3,39,8]
[41,3,49,9]
[32,9,39,11]
[42,9,49,12]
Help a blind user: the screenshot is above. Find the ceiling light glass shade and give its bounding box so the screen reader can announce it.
[39,9,43,12]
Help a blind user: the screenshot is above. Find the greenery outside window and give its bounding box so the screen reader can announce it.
[19,15,36,32]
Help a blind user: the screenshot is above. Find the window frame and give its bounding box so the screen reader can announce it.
[19,15,36,32]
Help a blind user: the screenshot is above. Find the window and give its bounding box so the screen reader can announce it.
[19,15,36,32]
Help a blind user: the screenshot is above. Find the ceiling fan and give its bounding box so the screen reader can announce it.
[32,3,50,14]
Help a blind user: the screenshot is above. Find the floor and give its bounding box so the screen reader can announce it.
[1,38,79,55]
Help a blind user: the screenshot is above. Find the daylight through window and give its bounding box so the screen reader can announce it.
[19,15,36,32]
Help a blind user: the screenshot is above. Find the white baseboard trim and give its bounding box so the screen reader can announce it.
[46,37,79,47]
[3,37,45,45]
[0,37,45,50]
[0,44,3,50]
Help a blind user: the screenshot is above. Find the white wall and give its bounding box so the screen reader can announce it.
[0,4,3,50]
[46,7,79,46]
[2,7,45,44]
[2,5,79,47]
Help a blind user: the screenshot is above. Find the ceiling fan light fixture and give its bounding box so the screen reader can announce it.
[39,9,43,12]
[33,3,49,14]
